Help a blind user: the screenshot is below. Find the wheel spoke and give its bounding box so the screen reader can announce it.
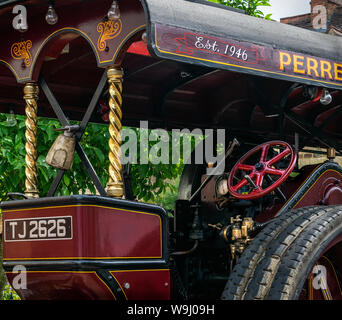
[232,173,256,192]
[267,148,291,166]
[236,164,254,171]
[232,178,248,192]
[265,167,285,176]
[260,145,269,162]
[255,173,264,187]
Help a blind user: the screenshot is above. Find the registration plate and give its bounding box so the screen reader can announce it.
[4,216,73,242]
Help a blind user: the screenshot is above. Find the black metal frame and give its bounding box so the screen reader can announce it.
[0,0,24,8]
[39,72,108,197]
[278,87,342,155]
[156,66,214,116]
[299,104,342,149]
[283,110,342,154]
[257,83,342,156]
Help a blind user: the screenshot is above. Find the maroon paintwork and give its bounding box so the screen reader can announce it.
[154,23,342,89]
[293,169,342,208]
[0,0,145,83]
[111,270,170,300]
[5,269,171,300]
[6,270,170,300]
[3,205,162,260]
[302,256,342,300]
[5,271,117,300]
[2,203,170,300]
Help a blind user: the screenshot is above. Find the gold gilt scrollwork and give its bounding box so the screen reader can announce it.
[11,40,33,67]
[97,19,122,52]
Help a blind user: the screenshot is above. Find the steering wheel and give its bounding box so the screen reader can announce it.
[227,141,297,200]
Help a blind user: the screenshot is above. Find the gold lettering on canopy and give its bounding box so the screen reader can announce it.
[97,19,122,52]
[11,40,32,67]
[279,51,342,83]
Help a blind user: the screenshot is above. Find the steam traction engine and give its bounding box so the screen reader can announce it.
[1,0,342,300]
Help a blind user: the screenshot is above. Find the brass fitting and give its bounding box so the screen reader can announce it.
[106,66,124,198]
[327,147,336,161]
[241,217,254,238]
[230,216,255,259]
[232,226,242,241]
[23,82,39,199]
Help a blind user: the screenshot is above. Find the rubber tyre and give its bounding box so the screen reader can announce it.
[221,205,342,300]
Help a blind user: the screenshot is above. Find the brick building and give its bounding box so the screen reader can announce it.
[280,0,342,35]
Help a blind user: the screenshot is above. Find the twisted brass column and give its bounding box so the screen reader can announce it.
[106,67,124,198]
[24,82,39,199]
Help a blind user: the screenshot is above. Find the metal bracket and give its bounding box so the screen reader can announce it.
[39,72,108,197]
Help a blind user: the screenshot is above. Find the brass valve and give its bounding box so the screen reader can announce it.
[208,215,255,259]
[230,216,255,259]
[241,217,254,238]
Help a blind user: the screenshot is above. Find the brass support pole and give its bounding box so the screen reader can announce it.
[327,147,336,161]
[23,82,39,199]
[106,67,124,198]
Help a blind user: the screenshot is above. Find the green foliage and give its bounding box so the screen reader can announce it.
[155,178,180,212]
[122,127,200,207]
[0,114,110,200]
[0,114,196,208]
[0,236,17,300]
[1,284,20,300]
[209,0,272,19]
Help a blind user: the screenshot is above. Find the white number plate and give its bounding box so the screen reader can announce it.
[4,216,73,242]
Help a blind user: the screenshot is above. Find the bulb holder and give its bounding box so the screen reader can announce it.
[6,110,17,127]
[320,89,332,106]
[46,4,58,25]
[107,0,121,20]
[18,25,29,33]
[142,32,147,43]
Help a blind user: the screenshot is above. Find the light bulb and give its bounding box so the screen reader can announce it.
[46,5,58,25]
[142,32,147,43]
[320,89,332,106]
[18,24,29,33]
[6,111,17,127]
[107,1,120,20]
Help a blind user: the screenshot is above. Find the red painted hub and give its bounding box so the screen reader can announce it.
[228,141,297,200]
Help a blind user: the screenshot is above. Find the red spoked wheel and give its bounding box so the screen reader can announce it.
[227,141,297,200]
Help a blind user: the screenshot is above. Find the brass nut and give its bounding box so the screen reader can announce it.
[107,67,124,79]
